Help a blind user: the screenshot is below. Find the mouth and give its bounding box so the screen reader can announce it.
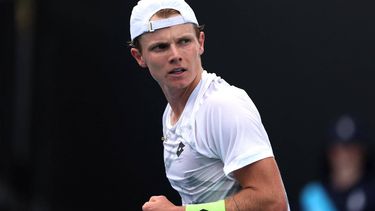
[168,67,187,74]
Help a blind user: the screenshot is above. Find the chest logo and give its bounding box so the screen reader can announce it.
[176,142,185,157]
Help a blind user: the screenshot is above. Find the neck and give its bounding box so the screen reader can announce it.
[163,72,202,125]
[165,86,194,125]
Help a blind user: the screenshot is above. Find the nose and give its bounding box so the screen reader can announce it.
[169,44,182,64]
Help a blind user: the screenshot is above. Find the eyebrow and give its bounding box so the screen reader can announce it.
[147,41,168,51]
[145,30,196,49]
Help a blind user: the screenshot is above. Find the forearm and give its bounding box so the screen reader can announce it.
[222,157,289,211]
[224,187,288,211]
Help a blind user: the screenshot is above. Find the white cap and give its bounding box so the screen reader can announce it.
[130,0,199,41]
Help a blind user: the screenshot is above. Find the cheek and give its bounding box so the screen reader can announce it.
[146,57,164,71]
[145,57,165,78]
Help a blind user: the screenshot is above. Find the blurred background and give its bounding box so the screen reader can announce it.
[1,0,375,210]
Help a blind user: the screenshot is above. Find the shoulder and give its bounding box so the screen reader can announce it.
[195,83,264,136]
[199,85,260,125]
[199,71,254,109]
[203,83,254,112]
[194,73,263,128]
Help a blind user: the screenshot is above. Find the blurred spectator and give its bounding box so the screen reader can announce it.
[299,114,375,211]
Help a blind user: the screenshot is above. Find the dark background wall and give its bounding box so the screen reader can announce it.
[2,0,375,210]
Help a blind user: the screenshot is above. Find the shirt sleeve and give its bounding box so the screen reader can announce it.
[195,86,274,179]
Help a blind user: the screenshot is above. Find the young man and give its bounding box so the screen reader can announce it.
[129,0,289,210]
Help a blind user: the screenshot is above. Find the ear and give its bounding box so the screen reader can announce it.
[198,31,205,55]
[130,48,147,68]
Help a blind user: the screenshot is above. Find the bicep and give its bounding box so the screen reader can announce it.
[228,157,289,210]
[233,157,285,192]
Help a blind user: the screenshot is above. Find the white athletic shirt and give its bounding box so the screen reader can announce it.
[162,70,274,205]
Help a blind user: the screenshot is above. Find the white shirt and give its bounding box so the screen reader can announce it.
[162,70,274,205]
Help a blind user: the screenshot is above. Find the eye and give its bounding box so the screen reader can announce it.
[150,43,169,52]
[179,38,191,45]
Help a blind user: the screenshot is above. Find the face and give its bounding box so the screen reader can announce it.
[131,20,205,94]
[328,143,364,171]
